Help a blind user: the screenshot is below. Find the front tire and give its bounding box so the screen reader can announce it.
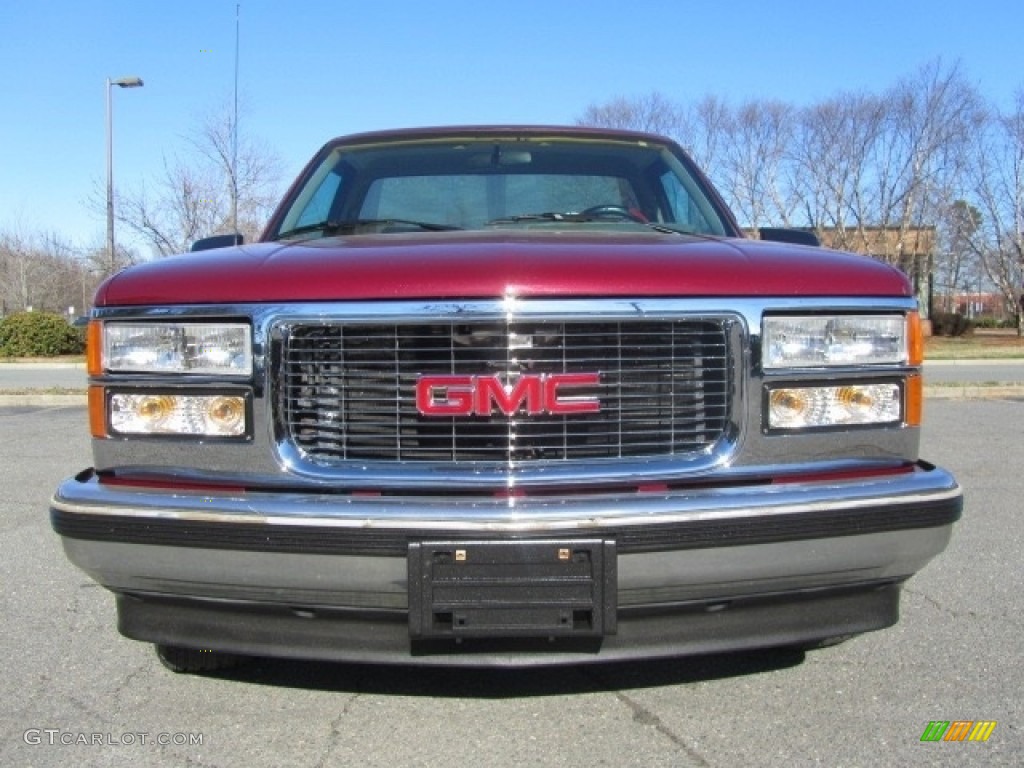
[155,644,246,674]
[791,633,857,652]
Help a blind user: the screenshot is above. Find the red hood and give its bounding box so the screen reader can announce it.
[95,231,910,306]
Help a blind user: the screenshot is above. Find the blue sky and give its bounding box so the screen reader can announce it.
[1,0,1021,254]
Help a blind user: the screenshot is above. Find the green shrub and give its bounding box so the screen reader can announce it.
[930,312,974,337]
[972,315,1019,330]
[972,316,1003,329]
[0,311,85,357]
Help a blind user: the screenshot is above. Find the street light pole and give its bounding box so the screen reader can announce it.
[106,76,144,275]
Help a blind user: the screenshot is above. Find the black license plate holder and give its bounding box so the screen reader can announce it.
[408,539,616,639]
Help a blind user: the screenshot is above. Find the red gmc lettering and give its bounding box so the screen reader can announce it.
[416,375,474,415]
[545,373,602,413]
[417,374,600,416]
[475,376,544,415]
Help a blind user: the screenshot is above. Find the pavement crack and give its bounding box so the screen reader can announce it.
[155,746,225,768]
[904,586,1024,630]
[313,692,360,768]
[109,661,150,702]
[613,690,711,767]
[66,694,113,724]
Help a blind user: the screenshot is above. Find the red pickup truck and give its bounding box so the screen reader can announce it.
[51,126,962,672]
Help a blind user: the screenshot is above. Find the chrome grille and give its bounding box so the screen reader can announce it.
[279,319,732,464]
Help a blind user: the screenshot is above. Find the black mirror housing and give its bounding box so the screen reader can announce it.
[758,228,821,247]
[191,233,244,252]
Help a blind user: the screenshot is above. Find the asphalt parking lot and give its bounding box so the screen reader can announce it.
[1,399,1021,767]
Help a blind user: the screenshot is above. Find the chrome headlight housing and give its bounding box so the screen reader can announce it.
[763,315,906,369]
[101,323,252,375]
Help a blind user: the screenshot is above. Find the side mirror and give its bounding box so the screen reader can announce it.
[191,233,244,252]
[758,228,820,247]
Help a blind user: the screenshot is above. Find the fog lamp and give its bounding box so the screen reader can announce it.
[109,393,248,437]
[767,383,901,430]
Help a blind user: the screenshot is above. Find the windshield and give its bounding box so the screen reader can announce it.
[270,134,734,239]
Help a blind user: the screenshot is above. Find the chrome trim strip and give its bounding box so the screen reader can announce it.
[268,313,741,475]
[90,297,919,322]
[52,464,960,531]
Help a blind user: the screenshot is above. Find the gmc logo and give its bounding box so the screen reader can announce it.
[416,373,601,417]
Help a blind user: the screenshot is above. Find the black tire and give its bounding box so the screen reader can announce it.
[791,633,857,652]
[155,644,246,674]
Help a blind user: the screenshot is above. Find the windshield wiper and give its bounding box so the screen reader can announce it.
[642,222,701,235]
[278,219,461,239]
[486,212,693,235]
[486,212,587,225]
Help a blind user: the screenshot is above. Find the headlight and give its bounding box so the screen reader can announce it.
[763,315,906,368]
[767,383,901,430]
[108,392,248,437]
[100,323,252,375]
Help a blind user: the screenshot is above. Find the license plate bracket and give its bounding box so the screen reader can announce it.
[408,539,616,639]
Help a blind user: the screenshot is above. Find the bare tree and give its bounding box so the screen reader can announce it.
[115,162,224,257]
[111,104,284,258]
[721,99,797,228]
[686,95,732,175]
[574,66,1009,324]
[186,104,284,241]
[968,91,1024,332]
[577,92,742,208]
[789,92,887,248]
[867,61,984,279]
[0,226,89,315]
[0,227,44,314]
[935,200,983,312]
[577,91,687,137]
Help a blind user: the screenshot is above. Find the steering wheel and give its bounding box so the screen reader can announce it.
[578,205,648,223]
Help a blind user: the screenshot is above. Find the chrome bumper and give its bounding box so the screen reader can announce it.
[51,463,961,664]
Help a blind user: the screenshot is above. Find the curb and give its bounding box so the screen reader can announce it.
[923,385,1024,400]
[0,394,88,407]
[0,362,86,370]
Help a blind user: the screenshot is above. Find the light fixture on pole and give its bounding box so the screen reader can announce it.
[106,76,144,274]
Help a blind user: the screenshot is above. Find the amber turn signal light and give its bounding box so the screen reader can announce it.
[907,311,924,366]
[86,321,103,376]
[88,386,106,438]
[905,374,923,427]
